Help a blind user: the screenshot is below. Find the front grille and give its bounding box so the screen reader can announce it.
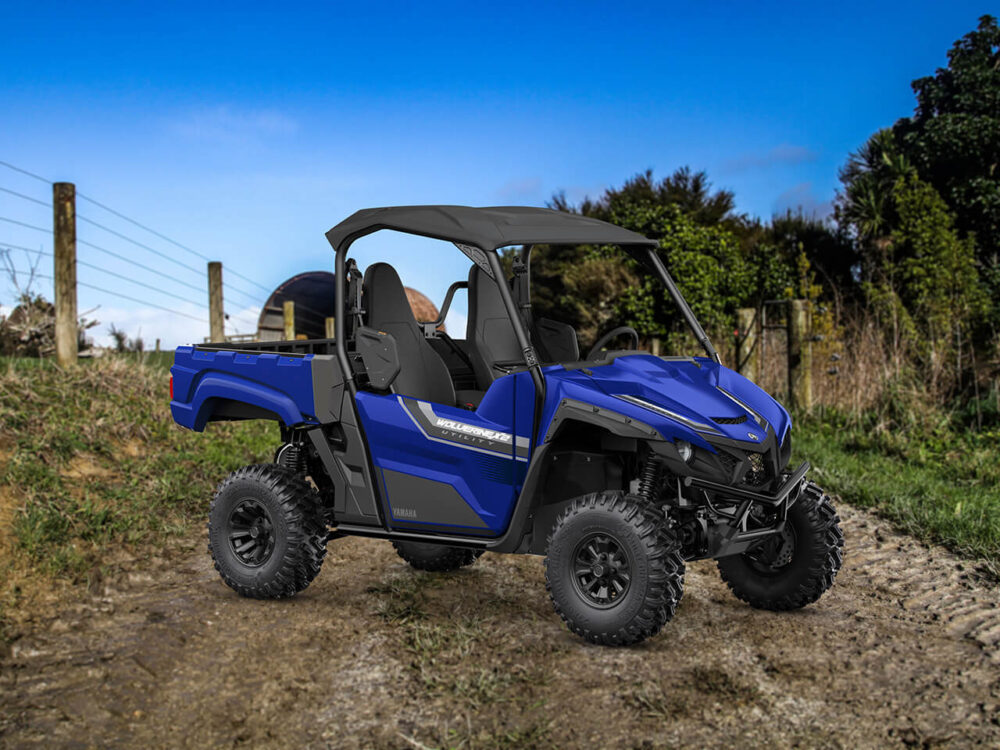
[742,452,769,486]
[712,415,747,424]
[716,450,740,480]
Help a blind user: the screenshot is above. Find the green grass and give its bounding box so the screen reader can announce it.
[0,350,176,372]
[795,412,1000,576]
[365,567,558,746]
[0,355,274,631]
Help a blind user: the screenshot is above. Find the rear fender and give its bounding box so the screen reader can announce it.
[171,371,310,431]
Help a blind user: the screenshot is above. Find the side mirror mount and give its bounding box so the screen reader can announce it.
[355,326,400,390]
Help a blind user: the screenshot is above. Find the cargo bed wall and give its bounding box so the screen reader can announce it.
[197,337,338,356]
[170,345,344,431]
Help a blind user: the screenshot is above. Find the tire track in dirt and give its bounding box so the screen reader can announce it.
[845,510,1000,661]
[1,502,999,749]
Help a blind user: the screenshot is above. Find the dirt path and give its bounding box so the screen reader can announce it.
[2,503,999,749]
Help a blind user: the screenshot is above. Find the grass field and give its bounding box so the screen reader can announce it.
[795,409,1000,577]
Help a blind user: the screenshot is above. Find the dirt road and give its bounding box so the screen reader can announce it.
[2,503,999,749]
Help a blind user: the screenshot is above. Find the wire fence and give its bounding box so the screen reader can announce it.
[0,159,282,345]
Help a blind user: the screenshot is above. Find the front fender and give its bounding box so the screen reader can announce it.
[542,397,662,443]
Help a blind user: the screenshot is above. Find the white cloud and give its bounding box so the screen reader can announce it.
[223,305,263,337]
[772,182,833,220]
[442,310,467,337]
[722,144,819,174]
[85,302,264,351]
[86,303,208,350]
[166,106,298,144]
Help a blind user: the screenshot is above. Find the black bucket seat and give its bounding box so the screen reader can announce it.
[465,265,522,388]
[362,262,456,405]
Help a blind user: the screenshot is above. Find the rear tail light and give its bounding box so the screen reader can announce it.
[169,376,173,400]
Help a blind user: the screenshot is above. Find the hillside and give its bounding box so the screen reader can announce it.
[0,356,274,638]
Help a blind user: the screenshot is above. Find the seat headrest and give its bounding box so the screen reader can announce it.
[363,262,416,329]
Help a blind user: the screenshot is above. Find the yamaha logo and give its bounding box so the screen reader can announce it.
[747,432,759,441]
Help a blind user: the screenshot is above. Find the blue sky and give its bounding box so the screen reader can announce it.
[0,1,989,347]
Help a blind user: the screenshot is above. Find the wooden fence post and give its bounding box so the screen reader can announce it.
[787,299,812,411]
[208,261,224,342]
[283,300,295,340]
[325,316,336,340]
[53,182,77,367]
[736,307,758,381]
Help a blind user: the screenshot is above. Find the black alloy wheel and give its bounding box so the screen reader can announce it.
[227,498,276,567]
[718,480,843,611]
[545,491,685,646]
[571,532,632,608]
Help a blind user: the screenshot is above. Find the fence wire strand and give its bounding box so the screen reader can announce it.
[4,268,208,323]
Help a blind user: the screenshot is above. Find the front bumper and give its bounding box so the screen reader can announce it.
[683,461,810,558]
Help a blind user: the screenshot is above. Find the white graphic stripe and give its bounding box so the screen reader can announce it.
[400,397,527,462]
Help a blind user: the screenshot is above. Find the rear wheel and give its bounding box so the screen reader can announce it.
[544,492,684,646]
[391,540,484,572]
[208,464,327,599]
[718,481,843,610]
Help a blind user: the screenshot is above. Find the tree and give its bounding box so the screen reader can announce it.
[546,171,755,348]
[762,210,856,304]
[893,14,1000,277]
[554,167,741,228]
[890,174,987,390]
[836,129,913,249]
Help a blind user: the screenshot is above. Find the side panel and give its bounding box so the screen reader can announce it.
[171,346,325,431]
[355,378,526,536]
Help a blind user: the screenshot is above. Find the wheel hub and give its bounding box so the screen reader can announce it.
[228,499,275,567]
[572,533,632,609]
[744,524,796,574]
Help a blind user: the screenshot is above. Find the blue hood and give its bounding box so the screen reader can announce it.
[537,354,790,450]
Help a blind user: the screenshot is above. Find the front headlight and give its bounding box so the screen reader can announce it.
[675,439,693,463]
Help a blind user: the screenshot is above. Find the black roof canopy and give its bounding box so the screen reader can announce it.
[325,205,657,253]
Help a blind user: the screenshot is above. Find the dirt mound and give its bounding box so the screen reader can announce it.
[1,502,998,748]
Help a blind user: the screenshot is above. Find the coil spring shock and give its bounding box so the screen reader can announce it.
[637,453,664,503]
[277,443,307,474]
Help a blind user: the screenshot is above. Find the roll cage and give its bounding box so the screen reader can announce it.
[325,205,721,444]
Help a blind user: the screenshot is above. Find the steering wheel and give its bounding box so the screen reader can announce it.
[586,326,640,360]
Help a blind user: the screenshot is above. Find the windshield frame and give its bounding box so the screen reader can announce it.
[512,244,721,364]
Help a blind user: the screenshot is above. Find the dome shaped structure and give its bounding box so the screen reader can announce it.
[256,271,441,341]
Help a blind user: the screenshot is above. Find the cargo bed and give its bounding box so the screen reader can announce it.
[170,339,344,431]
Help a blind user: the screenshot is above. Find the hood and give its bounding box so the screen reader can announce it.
[542,354,790,449]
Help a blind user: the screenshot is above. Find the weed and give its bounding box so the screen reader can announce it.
[367,574,436,623]
[625,681,690,719]
[415,717,555,750]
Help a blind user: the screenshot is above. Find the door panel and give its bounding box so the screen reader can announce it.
[355,380,525,535]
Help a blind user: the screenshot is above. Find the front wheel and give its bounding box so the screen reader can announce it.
[718,481,844,610]
[544,492,685,646]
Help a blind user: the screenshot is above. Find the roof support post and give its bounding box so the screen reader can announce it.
[485,250,546,447]
[333,243,355,394]
[645,247,721,364]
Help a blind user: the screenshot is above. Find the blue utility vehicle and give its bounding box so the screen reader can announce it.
[170,206,843,645]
